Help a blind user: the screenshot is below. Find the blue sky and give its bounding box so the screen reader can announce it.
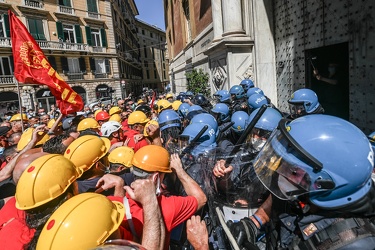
[134,0,166,31]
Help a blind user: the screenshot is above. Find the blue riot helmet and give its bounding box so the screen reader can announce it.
[248,93,268,109]
[253,115,374,209]
[288,88,322,118]
[231,111,249,134]
[176,93,185,102]
[219,90,230,103]
[246,87,264,98]
[246,107,283,152]
[213,90,222,103]
[188,105,202,113]
[178,103,190,119]
[211,103,230,124]
[180,123,216,156]
[158,110,181,132]
[185,91,194,97]
[193,94,209,107]
[229,85,246,100]
[240,79,255,92]
[190,113,218,136]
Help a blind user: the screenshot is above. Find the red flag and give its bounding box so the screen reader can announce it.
[150,90,156,108]
[9,10,83,115]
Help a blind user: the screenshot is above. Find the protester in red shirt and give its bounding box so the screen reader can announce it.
[109,145,207,249]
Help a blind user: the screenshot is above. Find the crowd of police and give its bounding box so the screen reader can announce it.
[0,79,375,250]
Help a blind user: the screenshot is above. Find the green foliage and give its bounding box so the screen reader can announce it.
[185,69,211,96]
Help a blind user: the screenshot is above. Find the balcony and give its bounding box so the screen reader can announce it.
[38,41,89,52]
[64,71,85,80]
[90,46,107,53]
[57,5,74,15]
[87,11,100,19]
[24,0,44,9]
[130,24,137,33]
[125,53,133,62]
[0,75,17,85]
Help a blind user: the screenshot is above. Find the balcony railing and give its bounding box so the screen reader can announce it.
[87,12,100,19]
[0,76,17,85]
[90,46,106,53]
[24,0,44,9]
[38,41,89,52]
[58,5,74,15]
[0,37,11,47]
[64,71,85,80]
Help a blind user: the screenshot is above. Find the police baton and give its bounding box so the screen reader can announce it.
[226,104,268,165]
[215,121,234,143]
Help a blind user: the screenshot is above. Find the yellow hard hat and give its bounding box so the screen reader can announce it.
[109,114,122,123]
[36,193,125,250]
[109,106,121,116]
[10,113,28,122]
[47,119,62,129]
[15,154,83,210]
[172,100,182,111]
[166,93,173,99]
[131,145,171,173]
[156,99,172,113]
[143,120,159,136]
[77,118,100,132]
[137,99,145,105]
[127,111,150,125]
[108,146,134,167]
[64,135,110,172]
[17,128,50,151]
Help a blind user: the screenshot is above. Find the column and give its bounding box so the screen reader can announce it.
[211,0,223,41]
[222,0,245,36]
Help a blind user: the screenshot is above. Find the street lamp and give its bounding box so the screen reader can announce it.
[22,85,35,110]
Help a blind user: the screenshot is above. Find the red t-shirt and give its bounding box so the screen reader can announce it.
[109,194,198,249]
[0,161,6,170]
[0,197,35,249]
[122,129,149,152]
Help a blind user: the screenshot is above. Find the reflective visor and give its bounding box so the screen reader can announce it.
[289,102,306,117]
[253,129,333,201]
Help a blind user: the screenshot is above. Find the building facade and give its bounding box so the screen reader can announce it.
[111,0,142,98]
[165,0,375,132]
[0,0,140,115]
[136,18,169,95]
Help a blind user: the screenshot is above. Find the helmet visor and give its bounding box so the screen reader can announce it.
[253,129,332,201]
[289,102,307,118]
[245,128,271,152]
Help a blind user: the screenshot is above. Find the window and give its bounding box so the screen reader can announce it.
[28,18,46,40]
[94,59,105,73]
[146,69,149,79]
[87,0,98,13]
[67,58,80,73]
[63,24,75,43]
[183,0,191,43]
[150,32,153,38]
[0,14,10,38]
[143,45,147,57]
[59,0,72,7]
[0,57,12,75]
[91,28,101,46]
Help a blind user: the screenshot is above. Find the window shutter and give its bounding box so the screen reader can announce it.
[56,21,64,40]
[89,57,96,72]
[87,0,98,12]
[9,56,13,73]
[28,19,38,40]
[100,28,107,47]
[3,14,10,37]
[60,57,69,72]
[47,56,57,70]
[85,26,92,46]
[36,20,46,40]
[105,59,111,74]
[79,57,86,71]
[74,24,83,43]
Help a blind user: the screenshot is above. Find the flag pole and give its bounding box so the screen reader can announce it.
[15,79,25,132]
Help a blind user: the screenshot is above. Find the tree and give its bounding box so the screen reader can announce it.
[185,69,211,96]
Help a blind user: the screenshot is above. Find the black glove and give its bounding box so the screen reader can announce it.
[228,217,260,250]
